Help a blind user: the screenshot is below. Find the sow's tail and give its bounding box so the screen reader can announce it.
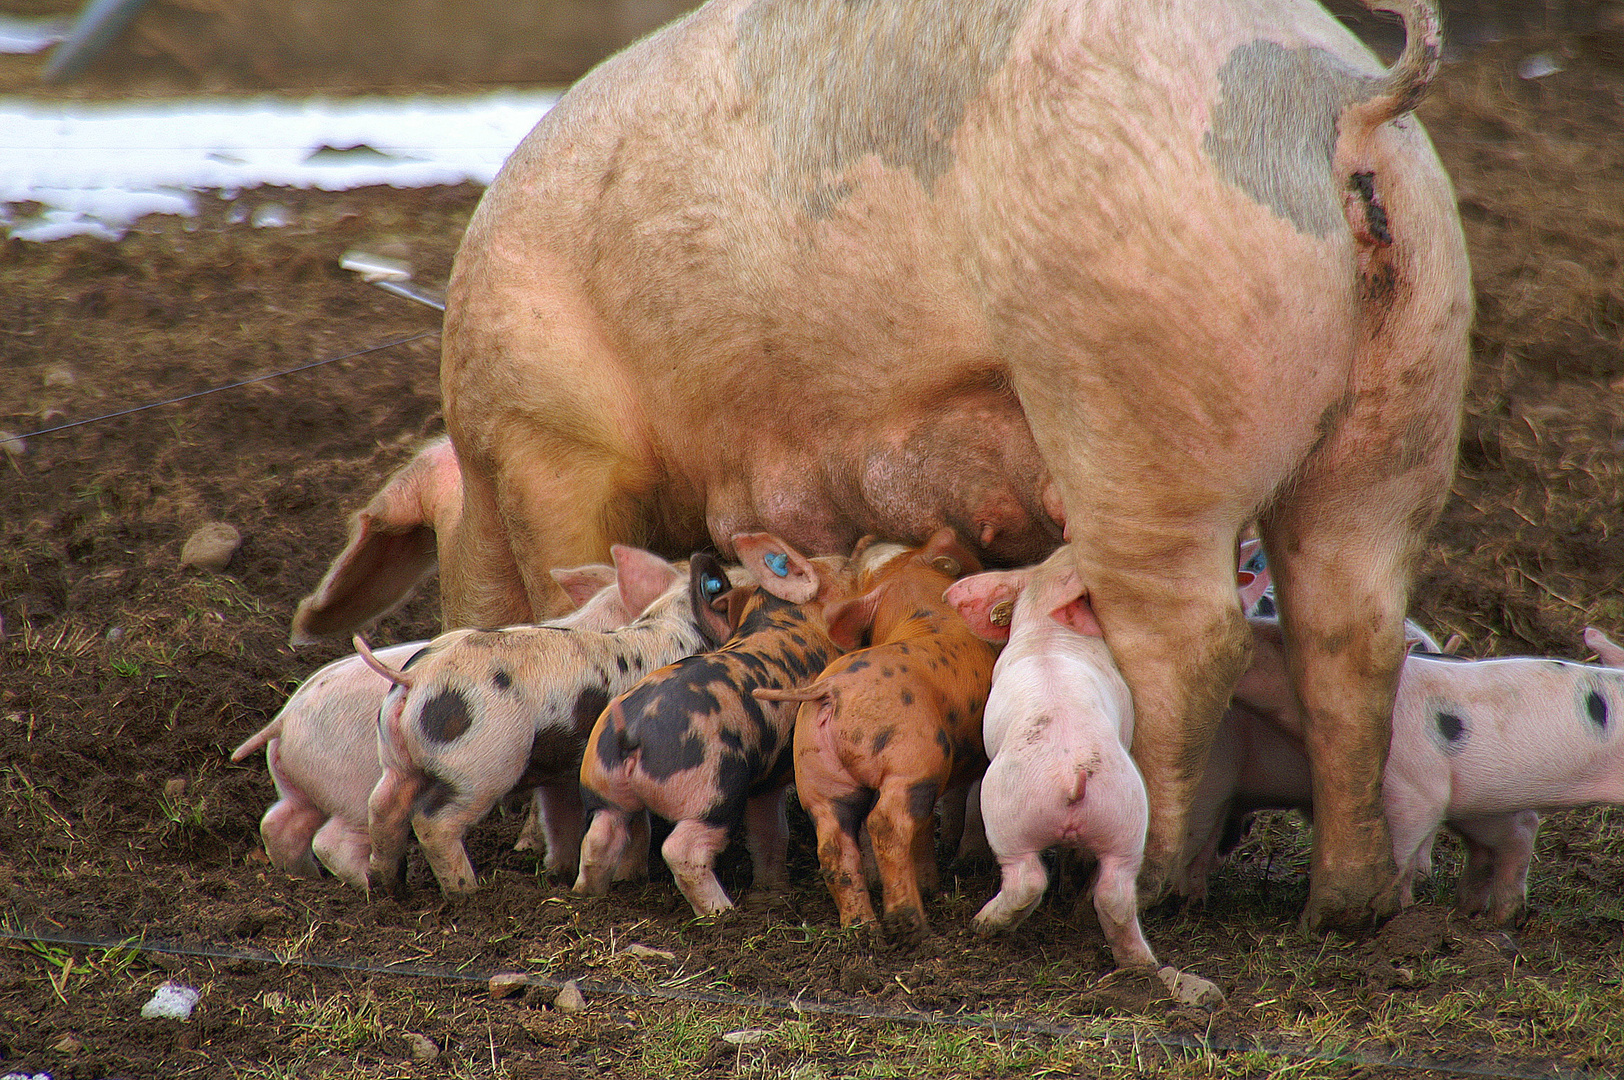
[1347,0,1442,131]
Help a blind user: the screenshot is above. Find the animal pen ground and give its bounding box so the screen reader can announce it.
[4,17,1624,1080]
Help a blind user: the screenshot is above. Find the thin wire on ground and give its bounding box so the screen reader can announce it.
[0,925,1601,1080]
[11,330,439,442]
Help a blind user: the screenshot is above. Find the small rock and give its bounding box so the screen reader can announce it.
[488,972,529,1000]
[251,203,291,228]
[0,430,25,457]
[621,943,677,961]
[553,979,586,1014]
[52,1033,83,1053]
[180,522,240,571]
[722,1028,770,1046]
[1518,52,1563,79]
[140,981,200,1020]
[43,365,76,388]
[164,777,187,801]
[404,1032,439,1062]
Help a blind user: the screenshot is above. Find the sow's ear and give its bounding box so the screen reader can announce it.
[732,532,823,604]
[611,545,681,616]
[687,553,734,646]
[290,437,460,645]
[944,569,1026,645]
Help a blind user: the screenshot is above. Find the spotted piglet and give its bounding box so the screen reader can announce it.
[575,534,865,915]
[755,527,992,944]
[1180,623,1624,924]
[231,562,624,889]
[947,548,1224,1007]
[360,549,739,896]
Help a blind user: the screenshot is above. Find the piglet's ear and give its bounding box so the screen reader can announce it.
[732,533,821,604]
[688,553,734,646]
[944,571,1022,644]
[1042,565,1101,637]
[612,545,681,616]
[1049,594,1103,637]
[823,591,881,652]
[551,563,617,609]
[1236,568,1273,616]
[720,586,754,632]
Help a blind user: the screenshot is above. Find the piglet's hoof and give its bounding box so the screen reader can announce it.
[1157,966,1225,1009]
[881,907,927,948]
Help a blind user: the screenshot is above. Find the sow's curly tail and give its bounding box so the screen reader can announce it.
[1347,0,1442,130]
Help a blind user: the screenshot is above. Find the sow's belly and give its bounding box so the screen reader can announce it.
[672,381,1066,568]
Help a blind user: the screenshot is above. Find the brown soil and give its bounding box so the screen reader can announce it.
[3,29,1624,1080]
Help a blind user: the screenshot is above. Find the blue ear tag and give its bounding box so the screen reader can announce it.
[765,552,790,578]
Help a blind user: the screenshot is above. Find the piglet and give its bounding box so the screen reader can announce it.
[291,435,464,644]
[361,550,740,896]
[758,527,992,944]
[232,561,630,888]
[1182,623,1624,924]
[948,548,1223,1007]
[575,533,863,915]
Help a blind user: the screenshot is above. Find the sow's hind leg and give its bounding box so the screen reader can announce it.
[1259,342,1466,932]
[439,250,674,629]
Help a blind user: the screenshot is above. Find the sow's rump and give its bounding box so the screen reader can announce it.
[438,0,1472,929]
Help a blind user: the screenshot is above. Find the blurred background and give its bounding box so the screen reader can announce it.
[0,0,1619,97]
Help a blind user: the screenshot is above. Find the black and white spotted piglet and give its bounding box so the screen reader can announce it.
[1179,622,1624,924]
[357,549,738,896]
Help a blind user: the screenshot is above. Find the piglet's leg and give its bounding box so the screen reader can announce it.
[574,807,634,897]
[261,739,325,879]
[260,798,326,880]
[612,810,651,882]
[972,851,1048,934]
[1095,848,1226,1008]
[804,793,875,929]
[868,780,935,943]
[521,782,586,878]
[662,819,734,916]
[1452,811,1538,924]
[312,818,372,892]
[742,784,791,893]
[367,767,421,896]
[1093,850,1159,970]
[413,806,483,895]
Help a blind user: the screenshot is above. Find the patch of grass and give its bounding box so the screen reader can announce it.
[1,765,81,849]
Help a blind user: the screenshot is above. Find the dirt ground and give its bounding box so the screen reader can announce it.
[3,21,1624,1080]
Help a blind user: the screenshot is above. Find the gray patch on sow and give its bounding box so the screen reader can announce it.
[737,0,1030,216]
[1202,39,1382,237]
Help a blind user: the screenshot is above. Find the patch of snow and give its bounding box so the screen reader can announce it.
[0,92,557,240]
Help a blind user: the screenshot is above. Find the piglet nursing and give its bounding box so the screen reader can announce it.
[233,561,628,889]
[361,549,739,896]
[948,549,1223,1007]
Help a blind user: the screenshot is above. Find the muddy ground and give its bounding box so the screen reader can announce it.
[3,27,1624,1080]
